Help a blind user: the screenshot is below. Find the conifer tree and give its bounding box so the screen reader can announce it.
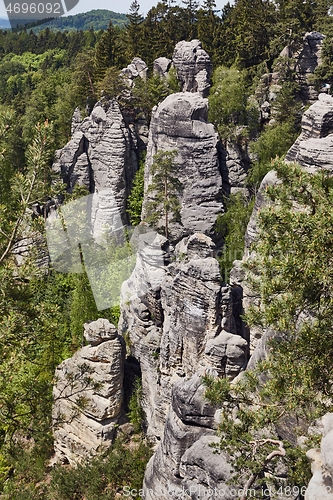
[94,21,117,81]
[197,0,220,64]
[182,0,199,39]
[145,150,182,239]
[126,1,144,60]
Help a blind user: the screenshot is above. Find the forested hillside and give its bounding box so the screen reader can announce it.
[30,10,128,33]
[1,1,333,498]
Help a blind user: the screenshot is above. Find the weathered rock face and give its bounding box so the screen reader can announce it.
[143,375,235,500]
[120,233,248,441]
[52,99,138,236]
[222,140,252,196]
[286,93,333,169]
[255,32,325,126]
[294,31,325,101]
[141,92,225,242]
[121,57,148,86]
[305,413,333,500]
[153,57,172,78]
[231,93,333,353]
[172,40,212,97]
[52,319,125,465]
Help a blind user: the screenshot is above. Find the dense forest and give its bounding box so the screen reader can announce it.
[1,0,333,498]
[29,10,128,33]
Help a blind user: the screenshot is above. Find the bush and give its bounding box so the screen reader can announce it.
[216,193,254,282]
[248,121,300,191]
[48,437,151,500]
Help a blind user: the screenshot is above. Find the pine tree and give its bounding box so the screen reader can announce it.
[145,150,182,239]
[94,21,117,81]
[182,0,199,39]
[197,0,220,65]
[126,1,144,60]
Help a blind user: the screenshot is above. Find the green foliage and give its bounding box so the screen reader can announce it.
[217,0,276,69]
[128,378,145,433]
[126,1,145,60]
[31,9,128,33]
[216,194,254,282]
[245,161,333,416]
[131,72,178,121]
[204,160,333,491]
[69,270,100,351]
[204,368,314,494]
[271,81,303,125]
[208,66,259,141]
[2,436,151,500]
[145,150,182,239]
[248,121,300,191]
[127,156,145,226]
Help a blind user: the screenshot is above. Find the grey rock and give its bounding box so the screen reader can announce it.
[120,233,248,441]
[52,319,125,464]
[143,378,235,500]
[231,93,333,355]
[204,330,248,379]
[171,374,216,428]
[143,377,219,499]
[84,318,118,345]
[294,31,325,100]
[223,140,251,196]
[254,32,325,126]
[172,39,212,97]
[71,107,82,135]
[174,233,215,260]
[153,57,172,78]
[180,436,234,500]
[121,57,148,86]
[52,99,138,239]
[286,93,333,168]
[305,413,333,500]
[142,92,224,242]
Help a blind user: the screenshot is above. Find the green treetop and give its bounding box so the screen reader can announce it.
[145,150,182,239]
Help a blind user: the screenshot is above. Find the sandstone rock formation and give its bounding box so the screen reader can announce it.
[172,39,212,97]
[121,57,148,86]
[141,92,225,242]
[153,57,172,78]
[255,32,325,126]
[120,233,248,441]
[143,375,235,500]
[231,93,333,353]
[222,140,251,196]
[53,319,125,464]
[305,413,333,500]
[52,99,138,237]
[286,92,333,169]
[293,31,325,101]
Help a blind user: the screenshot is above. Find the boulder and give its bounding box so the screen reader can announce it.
[121,57,148,86]
[52,319,125,464]
[286,93,333,169]
[305,413,333,500]
[172,39,212,97]
[141,92,224,242]
[153,57,172,78]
